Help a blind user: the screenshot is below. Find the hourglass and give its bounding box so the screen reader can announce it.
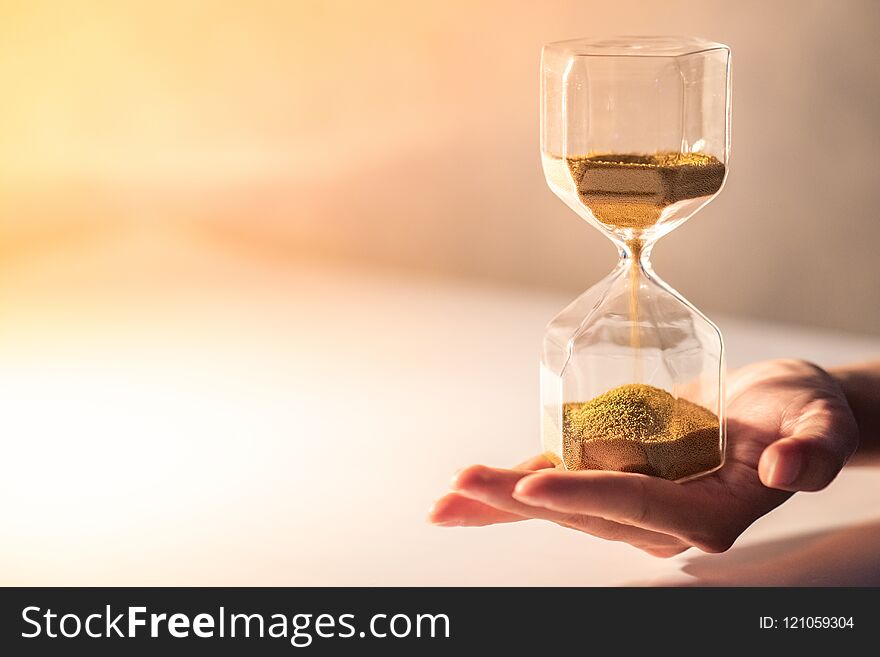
[540,37,730,481]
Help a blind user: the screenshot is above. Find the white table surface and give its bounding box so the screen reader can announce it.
[2,236,879,585]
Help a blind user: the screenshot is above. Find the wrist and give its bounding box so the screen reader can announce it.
[828,362,880,459]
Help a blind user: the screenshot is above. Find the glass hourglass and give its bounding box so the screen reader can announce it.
[540,37,730,481]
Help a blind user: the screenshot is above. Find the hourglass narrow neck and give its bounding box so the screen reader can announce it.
[617,238,654,270]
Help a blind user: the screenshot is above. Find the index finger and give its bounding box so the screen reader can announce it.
[512,469,739,553]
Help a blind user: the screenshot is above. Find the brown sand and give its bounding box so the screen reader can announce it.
[561,383,721,481]
[565,152,725,229]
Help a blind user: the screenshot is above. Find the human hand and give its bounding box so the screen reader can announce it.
[430,359,859,556]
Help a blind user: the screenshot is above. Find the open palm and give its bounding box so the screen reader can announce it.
[430,359,859,556]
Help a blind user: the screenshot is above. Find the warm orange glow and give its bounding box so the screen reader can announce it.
[1,1,879,586]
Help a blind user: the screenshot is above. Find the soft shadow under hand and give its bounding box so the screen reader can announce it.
[637,519,880,586]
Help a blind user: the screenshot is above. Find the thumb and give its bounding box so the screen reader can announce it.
[758,399,859,492]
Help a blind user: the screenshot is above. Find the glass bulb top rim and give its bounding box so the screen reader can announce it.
[544,35,729,58]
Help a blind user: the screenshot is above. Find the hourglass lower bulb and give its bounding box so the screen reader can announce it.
[539,37,730,481]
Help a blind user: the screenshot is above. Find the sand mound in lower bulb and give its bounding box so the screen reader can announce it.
[561,384,721,481]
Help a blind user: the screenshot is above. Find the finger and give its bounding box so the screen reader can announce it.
[428,457,553,528]
[452,465,688,556]
[512,469,736,553]
[760,439,846,492]
[429,492,528,527]
[759,397,859,491]
[515,454,555,470]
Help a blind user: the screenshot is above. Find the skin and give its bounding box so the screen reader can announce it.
[430,359,878,557]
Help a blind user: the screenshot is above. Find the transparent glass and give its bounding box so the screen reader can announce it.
[540,36,730,481]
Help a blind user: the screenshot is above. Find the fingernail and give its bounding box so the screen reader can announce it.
[450,466,486,491]
[769,450,802,487]
[427,501,460,527]
[512,479,539,503]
